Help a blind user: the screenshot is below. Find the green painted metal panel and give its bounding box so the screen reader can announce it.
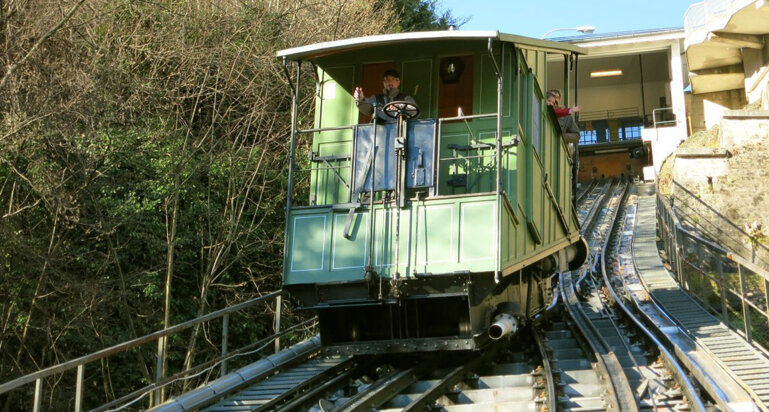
[317,66,355,129]
[479,53,498,116]
[414,203,454,266]
[411,196,498,275]
[285,208,370,284]
[289,214,328,274]
[373,207,412,276]
[331,212,368,270]
[459,200,495,262]
[521,48,548,95]
[308,66,356,206]
[401,59,434,118]
[504,144,519,208]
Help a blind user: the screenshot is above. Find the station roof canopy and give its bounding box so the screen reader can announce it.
[277,30,587,61]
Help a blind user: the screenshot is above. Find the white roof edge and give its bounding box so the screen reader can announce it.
[498,33,586,54]
[277,30,585,60]
[572,30,685,48]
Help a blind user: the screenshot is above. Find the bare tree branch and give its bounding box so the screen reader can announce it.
[0,0,88,90]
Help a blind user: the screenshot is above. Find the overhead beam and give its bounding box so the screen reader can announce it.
[691,63,744,76]
[690,71,745,94]
[707,32,765,49]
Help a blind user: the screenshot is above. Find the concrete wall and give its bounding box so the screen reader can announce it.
[743,34,769,104]
[673,149,730,192]
[686,89,746,133]
[720,111,769,147]
[577,80,670,121]
[643,126,686,173]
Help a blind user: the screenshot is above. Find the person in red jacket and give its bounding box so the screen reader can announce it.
[546,89,580,118]
[546,89,580,146]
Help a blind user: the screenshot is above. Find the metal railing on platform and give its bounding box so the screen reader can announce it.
[671,180,769,269]
[0,291,317,412]
[657,186,769,352]
[653,107,676,128]
[577,107,639,122]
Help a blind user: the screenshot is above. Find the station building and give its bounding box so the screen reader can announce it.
[546,0,769,182]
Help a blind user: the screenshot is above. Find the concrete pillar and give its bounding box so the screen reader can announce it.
[669,40,688,139]
[607,118,621,141]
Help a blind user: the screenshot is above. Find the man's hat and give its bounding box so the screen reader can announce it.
[383,69,401,79]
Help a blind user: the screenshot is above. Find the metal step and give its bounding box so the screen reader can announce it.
[437,400,538,411]
[559,395,607,411]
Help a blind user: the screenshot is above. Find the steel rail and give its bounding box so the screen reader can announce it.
[579,179,612,235]
[336,366,425,412]
[249,357,358,412]
[559,271,629,412]
[564,180,639,411]
[531,322,557,412]
[576,179,598,204]
[602,188,707,412]
[398,343,502,411]
[274,359,367,411]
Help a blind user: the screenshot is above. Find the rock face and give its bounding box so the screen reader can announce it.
[670,110,769,269]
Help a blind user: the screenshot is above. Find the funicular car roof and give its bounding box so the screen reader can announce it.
[277,30,587,61]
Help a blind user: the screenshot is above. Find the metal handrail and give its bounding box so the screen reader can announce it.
[653,107,676,128]
[671,179,769,268]
[656,180,769,351]
[684,0,735,32]
[296,124,356,134]
[684,2,708,30]
[93,317,317,412]
[0,290,285,410]
[578,106,639,122]
[438,112,497,122]
[295,113,505,206]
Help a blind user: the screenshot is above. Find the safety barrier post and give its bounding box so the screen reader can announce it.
[274,295,282,353]
[33,378,42,412]
[738,264,753,343]
[221,314,229,376]
[154,337,164,405]
[75,364,84,412]
[677,232,687,291]
[765,278,769,334]
[718,257,729,324]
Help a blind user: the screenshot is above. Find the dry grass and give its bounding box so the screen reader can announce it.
[680,124,720,149]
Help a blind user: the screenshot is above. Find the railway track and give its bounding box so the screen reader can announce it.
[545,179,707,412]
[609,185,767,411]
[150,181,769,411]
[184,333,551,411]
[147,181,640,412]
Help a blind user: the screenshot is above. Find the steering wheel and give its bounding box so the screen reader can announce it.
[383,101,420,120]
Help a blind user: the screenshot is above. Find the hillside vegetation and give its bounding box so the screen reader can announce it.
[0,0,458,408]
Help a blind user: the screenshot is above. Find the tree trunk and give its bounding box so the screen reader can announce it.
[159,187,179,402]
[13,212,59,370]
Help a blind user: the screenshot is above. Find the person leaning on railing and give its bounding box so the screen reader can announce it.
[546,89,580,146]
[548,89,581,119]
[547,89,581,193]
